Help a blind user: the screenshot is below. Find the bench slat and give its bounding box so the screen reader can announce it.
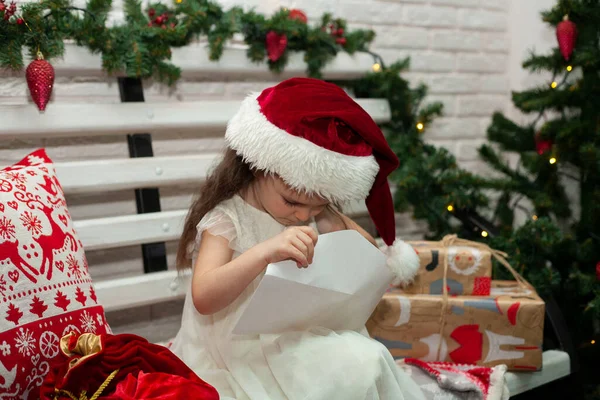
[75,210,187,251]
[42,43,378,80]
[0,99,391,139]
[505,350,570,395]
[56,154,218,194]
[95,270,186,312]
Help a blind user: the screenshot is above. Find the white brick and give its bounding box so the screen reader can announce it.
[402,5,457,27]
[457,54,507,72]
[480,74,510,93]
[378,51,455,72]
[480,0,506,10]
[426,95,458,116]
[432,31,481,51]
[482,32,509,52]
[480,116,494,131]
[458,9,507,31]
[412,52,456,72]
[285,0,336,19]
[457,160,495,176]
[336,0,403,24]
[456,139,487,161]
[458,95,506,116]
[430,0,478,7]
[425,117,483,139]
[427,74,480,94]
[373,26,429,49]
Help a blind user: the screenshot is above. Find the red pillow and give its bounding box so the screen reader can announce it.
[0,149,111,399]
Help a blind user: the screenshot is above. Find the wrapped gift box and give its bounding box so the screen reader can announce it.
[367,281,545,371]
[403,237,493,296]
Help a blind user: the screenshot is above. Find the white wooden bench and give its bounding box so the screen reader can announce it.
[0,43,571,396]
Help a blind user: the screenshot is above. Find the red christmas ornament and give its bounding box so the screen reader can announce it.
[266,31,287,62]
[556,15,577,61]
[26,52,55,111]
[148,8,156,17]
[16,17,23,24]
[335,37,347,46]
[288,9,307,24]
[535,131,553,155]
[536,139,552,155]
[596,261,600,281]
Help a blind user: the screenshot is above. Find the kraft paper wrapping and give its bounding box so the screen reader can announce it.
[403,237,493,296]
[367,281,545,371]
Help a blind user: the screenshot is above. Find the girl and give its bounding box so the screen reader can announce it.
[170,78,423,400]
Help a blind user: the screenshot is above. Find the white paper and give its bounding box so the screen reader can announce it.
[233,230,394,335]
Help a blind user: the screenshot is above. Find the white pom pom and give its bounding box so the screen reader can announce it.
[382,239,420,286]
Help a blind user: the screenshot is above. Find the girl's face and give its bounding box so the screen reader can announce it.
[253,174,329,226]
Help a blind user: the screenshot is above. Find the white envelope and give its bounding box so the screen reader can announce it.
[233,230,394,335]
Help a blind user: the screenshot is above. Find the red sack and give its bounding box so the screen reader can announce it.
[40,332,219,400]
[105,371,216,400]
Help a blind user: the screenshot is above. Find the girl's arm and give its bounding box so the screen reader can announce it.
[315,206,379,247]
[191,232,266,315]
[192,226,318,315]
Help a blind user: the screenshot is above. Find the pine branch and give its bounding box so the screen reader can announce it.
[487,112,536,152]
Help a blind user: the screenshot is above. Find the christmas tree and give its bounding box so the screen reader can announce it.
[474,0,599,395]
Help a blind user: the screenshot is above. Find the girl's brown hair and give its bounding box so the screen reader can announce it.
[176,148,255,269]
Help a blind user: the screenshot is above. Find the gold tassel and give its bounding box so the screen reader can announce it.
[53,369,120,400]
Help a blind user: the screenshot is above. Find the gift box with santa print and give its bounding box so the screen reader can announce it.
[366,280,545,371]
[402,235,494,296]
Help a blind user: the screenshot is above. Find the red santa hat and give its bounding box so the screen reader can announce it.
[225,77,418,284]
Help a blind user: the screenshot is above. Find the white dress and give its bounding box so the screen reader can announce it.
[169,195,425,400]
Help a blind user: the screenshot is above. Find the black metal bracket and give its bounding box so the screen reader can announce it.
[118,77,168,274]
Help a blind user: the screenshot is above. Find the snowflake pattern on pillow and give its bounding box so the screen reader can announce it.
[0,149,110,400]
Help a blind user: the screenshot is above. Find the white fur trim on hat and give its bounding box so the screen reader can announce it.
[225,93,380,203]
[382,239,420,286]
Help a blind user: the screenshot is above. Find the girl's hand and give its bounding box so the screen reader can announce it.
[259,226,318,268]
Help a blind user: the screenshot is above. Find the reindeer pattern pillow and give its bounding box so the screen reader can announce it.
[0,149,110,399]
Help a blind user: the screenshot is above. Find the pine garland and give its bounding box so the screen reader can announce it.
[0,0,375,84]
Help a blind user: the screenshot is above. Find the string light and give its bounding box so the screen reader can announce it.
[532,215,538,221]
[551,81,558,89]
[549,157,557,165]
[416,122,424,131]
[447,205,454,212]
[481,230,489,238]
[282,7,288,11]
[566,65,573,72]
[592,340,596,345]
[372,63,381,73]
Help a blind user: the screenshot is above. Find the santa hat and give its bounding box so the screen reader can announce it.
[225,77,419,284]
